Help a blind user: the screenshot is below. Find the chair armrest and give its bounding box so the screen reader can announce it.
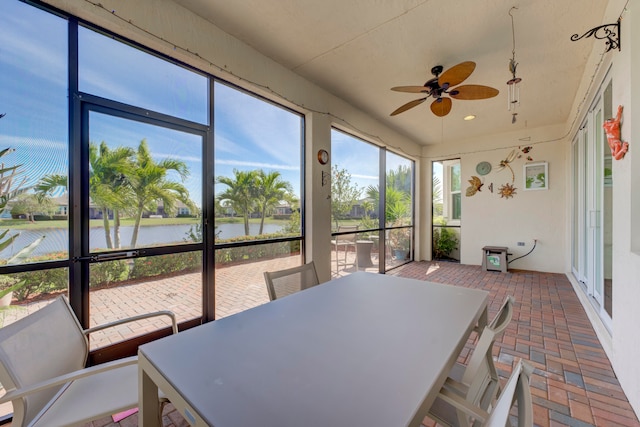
[83,310,178,336]
[0,356,137,404]
[437,387,489,423]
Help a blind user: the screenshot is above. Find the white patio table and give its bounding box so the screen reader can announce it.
[139,271,488,427]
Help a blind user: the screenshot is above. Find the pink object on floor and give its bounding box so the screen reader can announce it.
[112,407,138,422]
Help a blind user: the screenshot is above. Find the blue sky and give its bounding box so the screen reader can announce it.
[0,1,68,190]
[213,82,302,201]
[332,129,415,198]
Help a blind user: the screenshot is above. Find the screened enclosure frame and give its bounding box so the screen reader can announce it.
[0,1,306,351]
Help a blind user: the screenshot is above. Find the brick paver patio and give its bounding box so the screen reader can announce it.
[3,260,638,426]
[393,262,639,427]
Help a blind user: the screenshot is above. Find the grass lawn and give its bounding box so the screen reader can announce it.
[1,216,292,230]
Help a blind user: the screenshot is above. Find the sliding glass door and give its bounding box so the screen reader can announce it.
[571,77,613,325]
[83,107,206,349]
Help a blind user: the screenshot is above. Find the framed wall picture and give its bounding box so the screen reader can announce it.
[523,161,548,190]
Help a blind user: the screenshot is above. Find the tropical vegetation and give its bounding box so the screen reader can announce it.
[216,169,294,236]
[127,139,194,248]
[0,114,51,303]
[432,221,459,260]
[330,165,361,229]
[89,141,134,249]
[328,163,413,260]
[0,145,28,253]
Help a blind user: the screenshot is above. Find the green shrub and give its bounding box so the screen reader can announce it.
[433,226,458,259]
[130,252,201,280]
[0,232,302,300]
[11,268,67,301]
[0,253,68,301]
[214,233,300,264]
[90,260,129,288]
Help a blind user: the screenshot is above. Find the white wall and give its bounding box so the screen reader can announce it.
[422,125,567,273]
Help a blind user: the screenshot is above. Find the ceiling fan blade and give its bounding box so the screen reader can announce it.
[450,85,499,100]
[390,97,427,116]
[438,61,476,88]
[430,97,452,117]
[391,85,429,93]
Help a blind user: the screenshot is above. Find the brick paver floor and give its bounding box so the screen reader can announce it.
[392,262,639,427]
[4,260,639,426]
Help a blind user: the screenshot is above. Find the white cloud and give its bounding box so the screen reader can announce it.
[214,83,301,167]
[216,159,300,171]
[351,174,379,181]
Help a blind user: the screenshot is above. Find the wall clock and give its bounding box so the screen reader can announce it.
[476,161,492,176]
[317,149,329,165]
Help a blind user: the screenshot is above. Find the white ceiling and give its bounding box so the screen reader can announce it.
[173,0,610,146]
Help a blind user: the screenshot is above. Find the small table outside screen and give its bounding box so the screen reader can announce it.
[139,272,488,427]
[355,240,374,268]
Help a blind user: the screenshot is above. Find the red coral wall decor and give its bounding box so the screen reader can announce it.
[603,105,629,160]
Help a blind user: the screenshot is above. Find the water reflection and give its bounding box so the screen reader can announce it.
[0,222,285,259]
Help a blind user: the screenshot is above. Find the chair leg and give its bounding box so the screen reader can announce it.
[354,244,359,270]
[333,244,342,275]
[159,400,167,426]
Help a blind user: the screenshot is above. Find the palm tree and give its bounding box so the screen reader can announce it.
[34,174,67,202]
[432,175,443,217]
[128,139,192,248]
[386,164,412,194]
[216,169,258,236]
[0,147,29,252]
[0,115,44,259]
[255,170,292,235]
[89,141,135,249]
[365,185,410,225]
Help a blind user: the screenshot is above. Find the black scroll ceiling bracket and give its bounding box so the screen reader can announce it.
[571,19,621,52]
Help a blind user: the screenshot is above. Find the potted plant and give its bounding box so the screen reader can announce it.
[388,220,411,260]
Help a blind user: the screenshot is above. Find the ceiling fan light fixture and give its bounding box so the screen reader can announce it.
[389,61,498,117]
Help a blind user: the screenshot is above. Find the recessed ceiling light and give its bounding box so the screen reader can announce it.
[464,115,476,121]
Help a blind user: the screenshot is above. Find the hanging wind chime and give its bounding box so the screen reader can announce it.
[507,7,522,124]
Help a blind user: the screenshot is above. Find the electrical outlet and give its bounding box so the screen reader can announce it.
[517,241,525,246]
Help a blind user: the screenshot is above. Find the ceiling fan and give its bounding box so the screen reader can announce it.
[390,61,499,117]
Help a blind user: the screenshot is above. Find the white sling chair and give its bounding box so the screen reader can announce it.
[0,295,177,427]
[435,359,534,427]
[331,225,358,273]
[264,261,320,301]
[428,295,516,426]
[475,295,516,338]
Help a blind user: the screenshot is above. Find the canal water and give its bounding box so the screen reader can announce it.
[0,222,284,259]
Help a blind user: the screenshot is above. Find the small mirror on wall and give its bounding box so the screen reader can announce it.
[523,161,548,190]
